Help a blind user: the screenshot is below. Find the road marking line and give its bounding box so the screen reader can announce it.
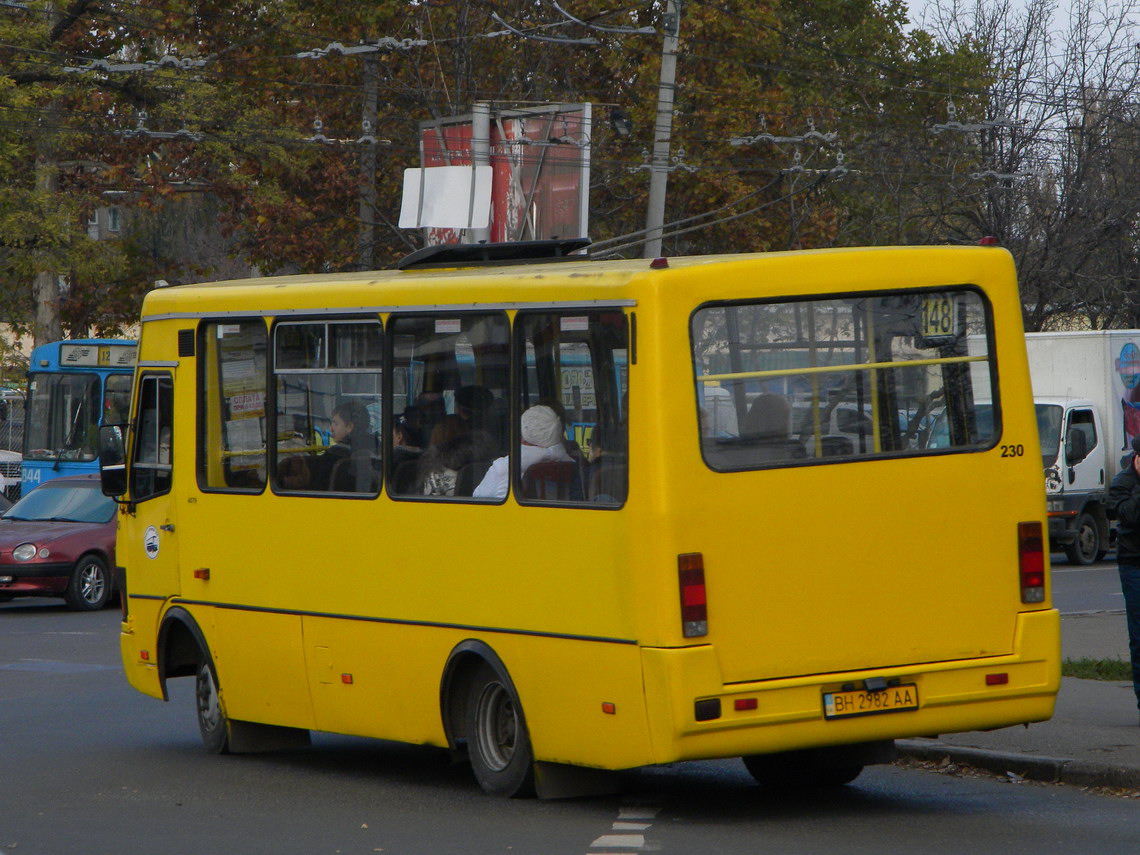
[617,807,659,820]
[590,834,645,849]
[588,803,659,853]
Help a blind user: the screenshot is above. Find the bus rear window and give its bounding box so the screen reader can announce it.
[692,288,997,470]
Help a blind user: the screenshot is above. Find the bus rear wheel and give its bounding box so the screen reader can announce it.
[195,660,230,754]
[466,663,535,797]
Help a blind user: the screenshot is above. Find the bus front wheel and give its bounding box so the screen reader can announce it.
[466,663,535,797]
[195,660,230,754]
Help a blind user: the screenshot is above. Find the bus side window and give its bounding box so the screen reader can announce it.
[386,313,508,499]
[198,320,268,492]
[515,311,628,506]
[131,374,173,502]
[272,320,382,496]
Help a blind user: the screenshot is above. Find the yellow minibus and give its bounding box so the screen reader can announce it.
[102,240,1059,797]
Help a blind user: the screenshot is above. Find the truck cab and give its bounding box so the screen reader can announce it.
[1039,396,1111,565]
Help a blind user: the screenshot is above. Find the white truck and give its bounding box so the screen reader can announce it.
[1023,330,1140,564]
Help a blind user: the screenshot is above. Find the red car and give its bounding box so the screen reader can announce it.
[0,475,118,611]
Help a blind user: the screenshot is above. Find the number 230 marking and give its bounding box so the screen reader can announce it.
[1000,444,1025,458]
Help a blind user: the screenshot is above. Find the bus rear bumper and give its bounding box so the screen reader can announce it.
[640,608,1060,765]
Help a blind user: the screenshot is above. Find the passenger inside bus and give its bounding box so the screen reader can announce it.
[415,415,498,497]
[395,407,424,449]
[741,393,806,462]
[538,398,587,470]
[414,391,447,447]
[455,385,499,443]
[473,404,573,500]
[585,421,627,504]
[279,400,377,492]
[392,413,421,461]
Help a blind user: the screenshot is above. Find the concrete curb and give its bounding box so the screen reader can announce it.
[897,739,1140,790]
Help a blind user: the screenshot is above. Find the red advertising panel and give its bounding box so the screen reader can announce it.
[418,103,591,246]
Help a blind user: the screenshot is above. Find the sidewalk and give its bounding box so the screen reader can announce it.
[897,612,1140,789]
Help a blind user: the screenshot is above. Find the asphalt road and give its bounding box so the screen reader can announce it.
[3,601,1140,855]
[1050,556,1125,615]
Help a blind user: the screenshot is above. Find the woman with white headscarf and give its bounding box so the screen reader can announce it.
[472,404,572,499]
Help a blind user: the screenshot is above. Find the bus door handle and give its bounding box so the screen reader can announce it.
[159,524,175,532]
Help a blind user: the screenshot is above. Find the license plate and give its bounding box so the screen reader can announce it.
[823,684,919,720]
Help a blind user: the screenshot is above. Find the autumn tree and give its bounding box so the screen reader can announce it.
[922,0,1140,330]
[1,0,1064,345]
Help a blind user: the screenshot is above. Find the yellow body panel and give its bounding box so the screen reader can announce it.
[118,246,1058,773]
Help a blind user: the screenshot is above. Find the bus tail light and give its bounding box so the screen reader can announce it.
[1018,522,1045,603]
[678,553,708,637]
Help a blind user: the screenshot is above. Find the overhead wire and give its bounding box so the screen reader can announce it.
[5,0,1140,250]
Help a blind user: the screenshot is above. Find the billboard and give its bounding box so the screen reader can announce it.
[413,103,591,246]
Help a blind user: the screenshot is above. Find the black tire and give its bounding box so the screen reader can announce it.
[63,555,111,611]
[195,660,230,754]
[743,753,864,788]
[1064,512,1100,566]
[465,663,535,797]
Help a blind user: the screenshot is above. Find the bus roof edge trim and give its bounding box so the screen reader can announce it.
[140,300,637,323]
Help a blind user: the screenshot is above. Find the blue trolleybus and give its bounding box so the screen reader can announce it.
[22,339,136,496]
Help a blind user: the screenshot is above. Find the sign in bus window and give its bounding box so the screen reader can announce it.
[692,288,996,471]
[198,321,268,491]
[918,292,960,347]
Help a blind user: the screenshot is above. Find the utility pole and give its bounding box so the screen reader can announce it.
[356,53,379,271]
[32,155,63,345]
[32,1,63,346]
[643,0,681,259]
[470,101,492,244]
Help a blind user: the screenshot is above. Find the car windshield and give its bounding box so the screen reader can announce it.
[2,482,115,524]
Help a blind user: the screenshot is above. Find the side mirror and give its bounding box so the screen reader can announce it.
[98,424,127,498]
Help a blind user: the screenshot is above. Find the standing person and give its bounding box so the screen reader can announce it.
[1107,435,1140,724]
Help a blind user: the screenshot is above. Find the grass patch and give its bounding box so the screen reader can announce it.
[1062,657,1133,681]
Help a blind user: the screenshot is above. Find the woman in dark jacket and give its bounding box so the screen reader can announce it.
[1107,436,1140,723]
